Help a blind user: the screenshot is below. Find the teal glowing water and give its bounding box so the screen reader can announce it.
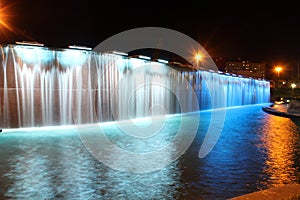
[1,105,300,199]
[0,45,270,128]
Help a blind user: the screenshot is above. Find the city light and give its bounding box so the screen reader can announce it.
[192,52,204,68]
[291,83,296,96]
[0,1,16,34]
[194,53,203,62]
[274,66,283,78]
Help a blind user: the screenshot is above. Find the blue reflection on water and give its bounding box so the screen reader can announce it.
[1,104,300,200]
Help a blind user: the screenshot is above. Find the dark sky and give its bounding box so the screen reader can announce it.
[1,0,300,64]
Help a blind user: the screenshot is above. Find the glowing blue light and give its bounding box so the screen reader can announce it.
[14,46,53,64]
[149,62,168,74]
[115,57,128,72]
[128,57,147,69]
[57,49,89,67]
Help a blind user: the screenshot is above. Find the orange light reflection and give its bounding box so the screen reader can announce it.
[259,114,300,188]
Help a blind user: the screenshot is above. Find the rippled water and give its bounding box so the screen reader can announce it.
[1,104,300,200]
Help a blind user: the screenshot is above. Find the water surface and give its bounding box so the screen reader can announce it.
[1,104,300,199]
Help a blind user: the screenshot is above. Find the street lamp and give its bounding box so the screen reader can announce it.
[291,83,296,96]
[194,53,203,67]
[274,66,283,78]
[0,2,15,33]
[195,53,202,62]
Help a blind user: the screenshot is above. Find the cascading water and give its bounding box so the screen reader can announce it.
[0,44,270,128]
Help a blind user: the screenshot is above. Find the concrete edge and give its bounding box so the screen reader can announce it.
[230,184,300,200]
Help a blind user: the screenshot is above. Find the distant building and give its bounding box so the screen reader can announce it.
[213,57,226,71]
[224,59,266,79]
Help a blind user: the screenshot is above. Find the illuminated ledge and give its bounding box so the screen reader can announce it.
[68,45,92,51]
[230,184,300,200]
[15,41,44,47]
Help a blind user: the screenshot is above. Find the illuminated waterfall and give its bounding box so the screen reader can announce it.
[0,45,270,128]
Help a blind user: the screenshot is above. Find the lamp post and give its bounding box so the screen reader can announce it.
[275,66,282,78]
[274,66,283,89]
[291,83,296,97]
[194,53,203,67]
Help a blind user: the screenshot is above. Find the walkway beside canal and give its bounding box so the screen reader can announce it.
[231,184,300,200]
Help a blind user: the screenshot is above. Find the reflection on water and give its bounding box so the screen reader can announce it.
[0,130,182,199]
[1,104,300,199]
[260,109,300,187]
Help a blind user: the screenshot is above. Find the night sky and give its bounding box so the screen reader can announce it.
[1,0,300,64]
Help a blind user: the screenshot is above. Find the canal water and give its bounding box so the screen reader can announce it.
[1,103,300,200]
